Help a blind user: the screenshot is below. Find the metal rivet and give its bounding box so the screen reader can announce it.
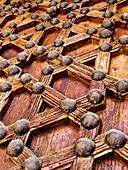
[119,35,128,44]
[74,138,95,157]
[121,12,128,22]
[116,79,128,92]
[67,12,76,19]
[61,55,73,66]
[72,3,79,10]
[54,39,64,47]
[81,112,100,130]
[25,41,35,49]
[105,129,126,148]
[103,10,114,18]
[62,21,72,29]
[42,65,54,75]
[7,139,24,157]
[8,66,20,75]
[102,19,113,28]
[25,157,42,170]
[0,60,10,69]
[9,34,18,41]
[0,82,12,92]
[87,89,104,104]
[87,27,98,35]
[51,18,60,25]
[48,50,59,60]
[31,13,39,19]
[35,23,45,31]
[100,29,112,38]
[100,42,112,52]
[32,82,45,94]
[60,2,68,8]
[14,119,30,136]
[42,15,51,22]
[18,9,25,15]
[35,46,46,55]
[92,70,106,81]
[80,7,90,14]
[60,98,77,113]
[0,125,8,139]
[17,52,28,62]
[20,73,32,84]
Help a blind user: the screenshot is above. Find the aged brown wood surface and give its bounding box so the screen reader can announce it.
[0,0,128,169]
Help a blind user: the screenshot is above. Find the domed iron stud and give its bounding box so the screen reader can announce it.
[74,138,95,157]
[60,98,77,113]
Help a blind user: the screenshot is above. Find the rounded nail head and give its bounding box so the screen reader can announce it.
[62,21,72,29]
[102,19,113,28]
[36,46,46,55]
[17,52,28,62]
[72,3,79,10]
[105,129,126,148]
[74,0,81,3]
[0,12,7,17]
[104,10,114,18]
[24,2,31,9]
[36,0,43,4]
[0,82,12,92]
[9,22,17,28]
[119,35,128,44]
[31,13,39,19]
[92,70,106,81]
[47,7,55,14]
[35,23,45,31]
[100,42,112,52]
[51,18,60,25]
[74,138,95,157]
[60,98,77,113]
[8,66,20,75]
[67,12,76,19]
[81,112,100,130]
[10,34,18,41]
[60,2,68,8]
[42,15,51,22]
[80,7,90,14]
[7,139,24,157]
[0,125,8,139]
[51,0,58,6]
[116,79,128,92]
[5,6,11,11]
[42,65,54,75]
[0,60,10,69]
[25,41,35,49]
[106,0,116,4]
[54,40,64,47]
[14,119,30,136]
[100,29,112,38]
[12,7,18,13]
[20,73,32,84]
[25,157,42,170]
[61,55,73,66]
[2,31,10,38]
[87,27,98,35]
[32,82,45,94]
[48,50,59,60]
[18,9,25,15]
[121,12,128,22]
[87,89,104,104]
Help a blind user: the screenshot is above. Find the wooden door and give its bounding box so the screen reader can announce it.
[0,0,128,169]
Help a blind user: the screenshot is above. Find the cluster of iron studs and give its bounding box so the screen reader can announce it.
[0,0,127,167]
[0,119,42,169]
